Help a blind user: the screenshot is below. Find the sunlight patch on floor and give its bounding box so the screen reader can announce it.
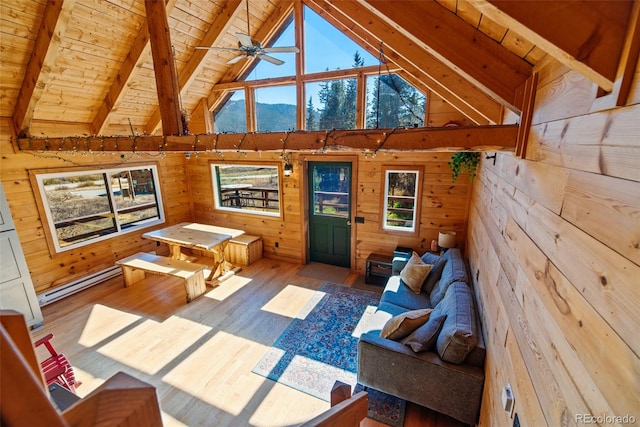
[78,304,142,347]
[352,304,379,338]
[162,331,270,416]
[261,284,321,319]
[97,315,211,375]
[250,382,329,427]
[204,274,252,301]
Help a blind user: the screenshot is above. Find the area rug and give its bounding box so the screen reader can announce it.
[297,262,351,284]
[354,384,407,427]
[252,281,378,400]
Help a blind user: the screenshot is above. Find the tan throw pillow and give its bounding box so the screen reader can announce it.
[380,308,433,340]
[400,252,433,294]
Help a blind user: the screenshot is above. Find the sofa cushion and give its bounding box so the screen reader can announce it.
[381,276,432,311]
[402,313,447,352]
[400,252,433,294]
[380,308,433,340]
[430,248,469,307]
[420,252,447,293]
[434,282,478,364]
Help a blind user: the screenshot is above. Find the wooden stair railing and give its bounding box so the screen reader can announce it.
[300,381,369,427]
[0,310,163,427]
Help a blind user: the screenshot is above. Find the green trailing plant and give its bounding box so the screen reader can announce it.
[448,152,480,182]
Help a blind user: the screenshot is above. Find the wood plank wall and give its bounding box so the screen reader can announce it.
[467,59,640,426]
[185,150,472,273]
[0,120,193,294]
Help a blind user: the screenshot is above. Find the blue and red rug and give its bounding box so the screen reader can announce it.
[252,281,406,426]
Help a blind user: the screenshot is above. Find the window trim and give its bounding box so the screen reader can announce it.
[29,163,164,255]
[210,161,283,218]
[380,165,423,235]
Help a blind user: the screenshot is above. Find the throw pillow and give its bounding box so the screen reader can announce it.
[420,252,447,293]
[380,308,433,340]
[402,313,447,352]
[400,252,433,294]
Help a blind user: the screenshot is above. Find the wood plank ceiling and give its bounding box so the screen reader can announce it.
[1,0,636,141]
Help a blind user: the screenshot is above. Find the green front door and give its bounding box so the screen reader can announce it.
[308,162,352,268]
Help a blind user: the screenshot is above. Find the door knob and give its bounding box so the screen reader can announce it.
[347,221,352,226]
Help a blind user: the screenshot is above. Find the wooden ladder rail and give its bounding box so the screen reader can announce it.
[0,310,163,427]
[300,381,369,427]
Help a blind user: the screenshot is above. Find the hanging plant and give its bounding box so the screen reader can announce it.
[448,152,480,182]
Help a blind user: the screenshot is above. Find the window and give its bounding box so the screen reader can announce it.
[366,74,426,129]
[211,163,281,217]
[306,79,357,130]
[34,165,163,252]
[304,6,376,73]
[255,85,296,132]
[382,167,422,233]
[214,90,246,133]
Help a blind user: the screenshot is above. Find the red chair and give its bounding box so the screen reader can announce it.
[34,333,80,393]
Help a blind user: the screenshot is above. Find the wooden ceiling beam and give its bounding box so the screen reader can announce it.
[207,1,296,111]
[474,0,634,92]
[12,0,77,138]
[358,0,532,110]
[92,0,178,135]
[311,0,502,123]
[145,0,182,136]
[16,125,518,153]
[145,0,244,134]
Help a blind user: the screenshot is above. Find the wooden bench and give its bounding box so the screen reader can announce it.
[115,252,207,303]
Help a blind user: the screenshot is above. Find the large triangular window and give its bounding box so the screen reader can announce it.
[212,6,426,133]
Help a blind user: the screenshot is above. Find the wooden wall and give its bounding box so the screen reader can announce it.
[467,59,640,426]
[185,150,472,274]
[0,119,193,294]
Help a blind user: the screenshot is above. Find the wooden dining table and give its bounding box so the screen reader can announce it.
[142,222,244,283]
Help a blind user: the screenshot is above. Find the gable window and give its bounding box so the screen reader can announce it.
[382,166,423,233]
[255,85,296,132]
[214,90,246,133]
[33,165,163,253]
[211,163,281,217]
[306,78,357,130]
[366,74,426,129]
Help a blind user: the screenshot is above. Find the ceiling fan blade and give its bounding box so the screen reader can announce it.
[258,53,284,66]
[195,46,244,53]
[262,46,299,53]
[226,54,247,65]
[236,32,254,48]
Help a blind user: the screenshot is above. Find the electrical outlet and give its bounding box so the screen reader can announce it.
[502,384,514,416]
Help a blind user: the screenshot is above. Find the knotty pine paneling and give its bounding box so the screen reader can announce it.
[0,121,192,294]
[184,150,472,271]
[468,61,640,426]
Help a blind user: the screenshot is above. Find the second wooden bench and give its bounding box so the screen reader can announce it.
[116,252,207,303]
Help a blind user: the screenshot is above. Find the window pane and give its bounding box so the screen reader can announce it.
[312,165,350,218]
[304,6,377,73]
[41,174,115,247]
[214,91,246,133]
[245,17,296,81]
[109,168,160,229]
[212,164,280,216]
[366,74,426,129]
[305,79,357,130]
[255,85,296,132]
[384,171,418,231]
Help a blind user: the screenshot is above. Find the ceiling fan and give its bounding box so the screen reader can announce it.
[195,0,299,66]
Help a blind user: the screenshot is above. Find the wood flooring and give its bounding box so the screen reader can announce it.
[33,257,467,427]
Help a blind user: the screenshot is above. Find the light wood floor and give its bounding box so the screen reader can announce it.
[33,257,466,427]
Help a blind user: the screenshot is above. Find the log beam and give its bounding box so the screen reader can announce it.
[145,0,182,136]
[16,125,518,153]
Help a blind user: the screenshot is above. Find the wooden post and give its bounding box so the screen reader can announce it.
[145,0,183,136]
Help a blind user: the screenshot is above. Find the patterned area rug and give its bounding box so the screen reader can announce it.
[252,281,405,426]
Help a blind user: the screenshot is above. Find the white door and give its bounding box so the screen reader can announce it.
[0,183,43,328]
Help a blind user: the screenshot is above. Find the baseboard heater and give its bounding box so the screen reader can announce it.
[37,265,122,306]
